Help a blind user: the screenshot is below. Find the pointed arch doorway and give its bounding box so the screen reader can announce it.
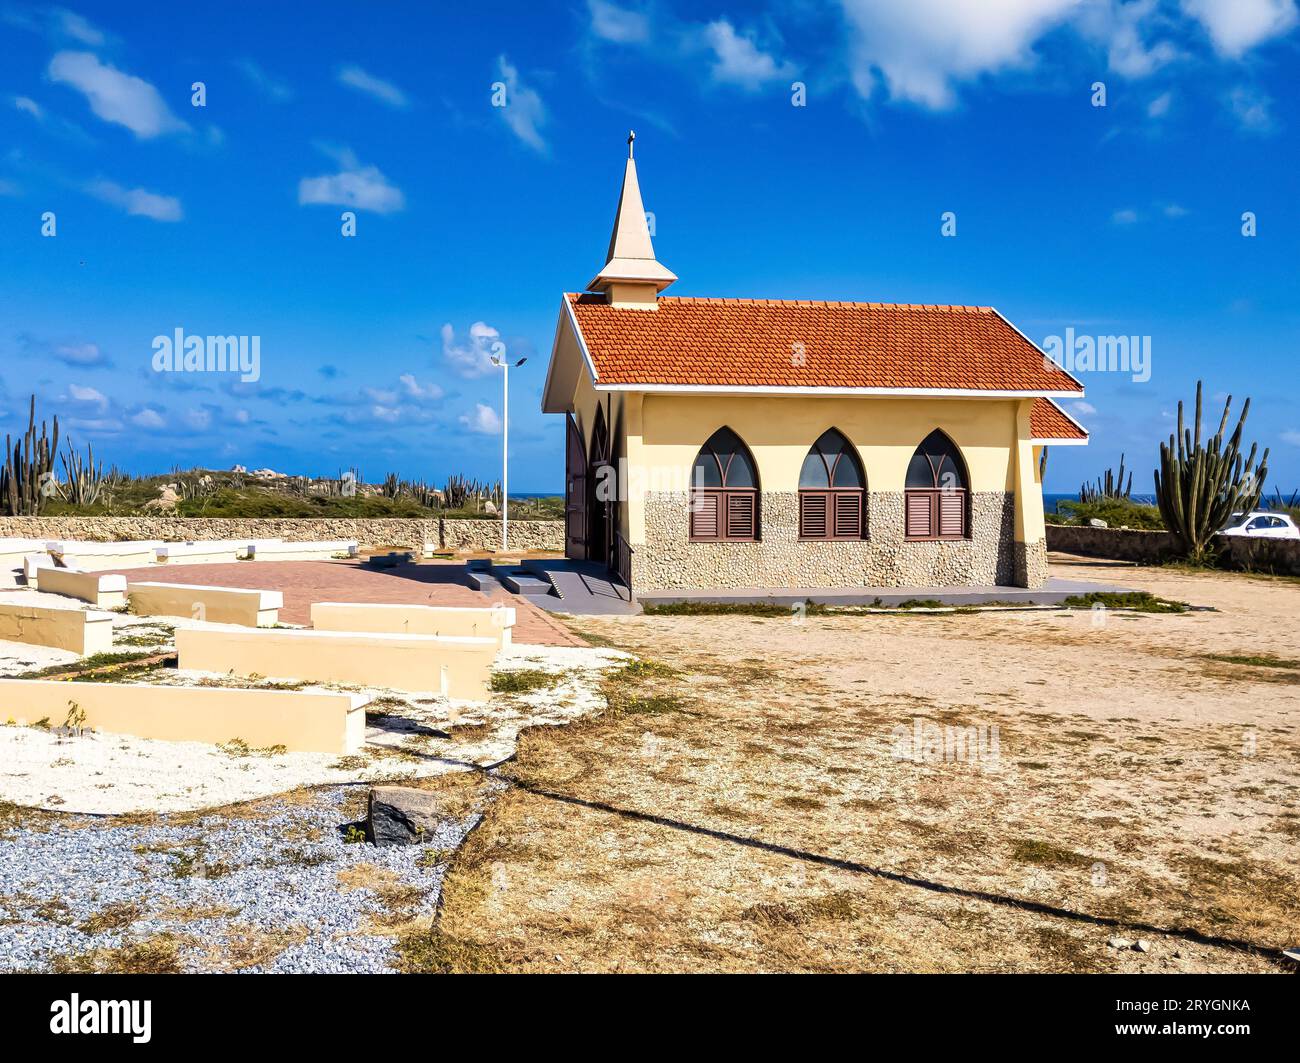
[564,413,588,559]
[586,405,614,569]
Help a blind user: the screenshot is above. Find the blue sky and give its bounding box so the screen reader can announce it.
[0,0,1296,494]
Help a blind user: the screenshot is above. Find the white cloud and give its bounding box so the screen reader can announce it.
[1072,401,1097,416]
[298,146,405,214]
[14,95,44,119]
[1162,202,1189,217]
[1077,0,1179,78]
[55,341,109,366]
[1147,90,1172,117]
[130,408,166,430]
[701,19,796,89]
[371,405,401,424]
[337,64,410,108]
[364,386,398,405]
[1111,207,1139,224]
[235,58,292,102]
[588,0,651,43]
[12,91,93,143]
[1226,84,1274,132]
[52,8,107,46]
[85,178,183,221]
[67,384,107,410]
[441,321,502,378]
[1182,0,1298,57]
[459,403,502,435]
[494,56,548,152]
[838,0,1078,109]
[398,373,443,401]
[184,407,212,431]
[48,51,188,138]
[1281,429,1300,446]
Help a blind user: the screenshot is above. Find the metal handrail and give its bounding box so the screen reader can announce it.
[613,530,633,600]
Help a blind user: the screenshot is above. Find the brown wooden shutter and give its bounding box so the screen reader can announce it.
[834,492,863,539]
[800,493,828,539]
[726,492,756,540]
[690,491,719,540]
[905,491,934,538]
[938,490,966,538]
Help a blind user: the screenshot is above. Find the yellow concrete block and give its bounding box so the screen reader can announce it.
[175,625,495,700]
[46,540,159,570]
[0,680,367,754]
[310,602,515,648]
[247,540,358,561]
[0,539,47,574]
[129,583,282,626]
[33,568,127,609]
[0,602,114,654]
[154,543,241,565]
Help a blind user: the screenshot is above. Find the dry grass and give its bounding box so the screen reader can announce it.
[77,901,143,935]
[203,924,309,971]
[50,933,188,974]
[431,559,1297,973]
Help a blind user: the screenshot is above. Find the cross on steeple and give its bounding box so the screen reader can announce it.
[627,130,635,159]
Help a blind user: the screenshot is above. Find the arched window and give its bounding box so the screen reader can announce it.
[799,429,866,540]
[690,427,759,541]
[905,430,969,540]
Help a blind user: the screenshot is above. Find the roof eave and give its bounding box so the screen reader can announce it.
[591,384,1089,398]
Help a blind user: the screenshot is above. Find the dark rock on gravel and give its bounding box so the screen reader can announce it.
[368,786,445,846]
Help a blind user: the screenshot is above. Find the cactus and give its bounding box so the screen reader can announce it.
[60,436,106,506]
[381,472,401,499]
[1155,381,1268,564]
[1080,454,1133,503]
[1,395,60,516]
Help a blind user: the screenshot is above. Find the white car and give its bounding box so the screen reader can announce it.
[1220,511,1300,540]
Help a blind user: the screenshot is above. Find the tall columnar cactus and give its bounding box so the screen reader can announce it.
[1,395,60,516]
[60,436,105,506]
[1080,453,1133,503]
[1155,381,1268,564]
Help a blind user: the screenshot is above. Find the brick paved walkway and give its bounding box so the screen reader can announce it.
[112,560,586,647]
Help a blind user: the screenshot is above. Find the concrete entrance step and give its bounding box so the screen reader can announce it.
[520,559,638,616]
[500,571,555,596]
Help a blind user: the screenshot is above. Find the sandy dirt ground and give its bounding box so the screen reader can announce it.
[428,556,1299,973]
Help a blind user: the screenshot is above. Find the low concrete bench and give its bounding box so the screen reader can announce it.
[154,542,241,565]
[34,568,127,609]
[0,680,368,754]
[175,626,496,700]
[46,540,160,570]
[129,583,282,626]
[0,601,114,654]
[0,538,48,574]
[23,552,56,583]
[310,602,515,648]
[247,540,358,561]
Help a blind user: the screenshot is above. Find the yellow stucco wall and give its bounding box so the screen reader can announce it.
[622,393,1039,545]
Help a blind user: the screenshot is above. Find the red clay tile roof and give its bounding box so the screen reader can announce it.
[566,293,1084,393]
[1030,398,1088,440]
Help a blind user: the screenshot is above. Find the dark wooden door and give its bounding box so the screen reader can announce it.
[565,413,587,560]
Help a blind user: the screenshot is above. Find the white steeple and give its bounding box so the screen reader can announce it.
[588,131,676,308]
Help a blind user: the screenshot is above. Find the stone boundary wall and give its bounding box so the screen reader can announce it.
[0,516,564,554]
[634,490,1040,590]
[1046,523,1300,575]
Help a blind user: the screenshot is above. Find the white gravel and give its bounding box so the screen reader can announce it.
[0,643,625,814]
[0,784,504,973]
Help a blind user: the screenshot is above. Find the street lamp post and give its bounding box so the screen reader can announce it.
[489,353,527,553]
